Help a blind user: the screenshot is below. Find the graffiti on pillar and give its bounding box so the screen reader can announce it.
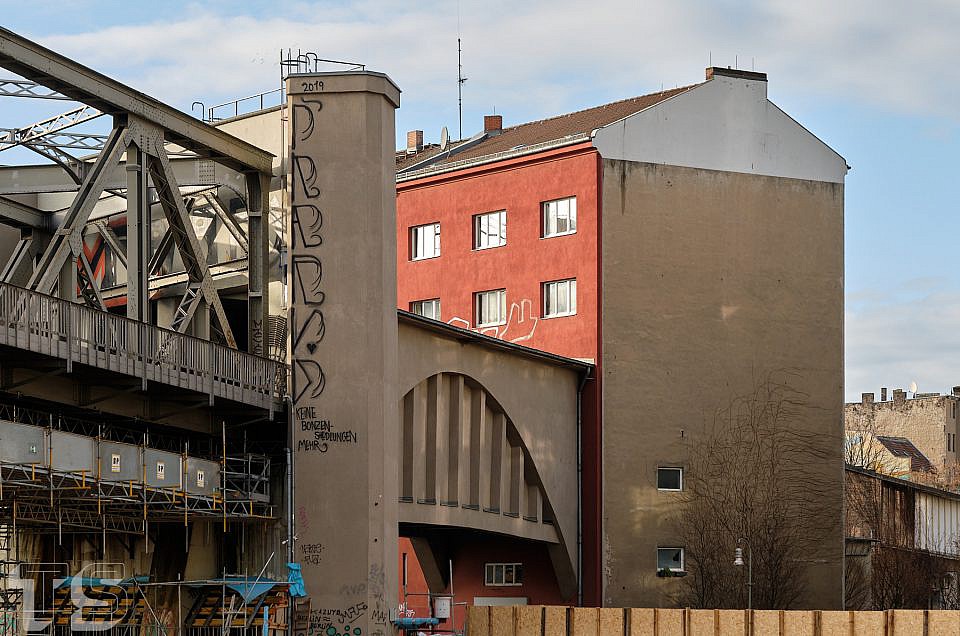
[293,204,324,247]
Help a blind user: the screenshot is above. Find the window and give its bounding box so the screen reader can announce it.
[475,289,507,327]
[484,563,523,586]
[542,279,576,318]
[657,467,683,491]
[410,223,441,260]
[657,547,684,573]
[542,197,577,237]
[474,210,507,250]
[411,299,441,321]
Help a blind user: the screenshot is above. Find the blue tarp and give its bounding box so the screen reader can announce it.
[55,575,148,589]
[187,577,280,603]
[286,563,307,598]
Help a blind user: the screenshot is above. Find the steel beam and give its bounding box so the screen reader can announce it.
[245,172,269,355]
[0,157,247,195]
[0,26,273,173]
[0,196,48,229]
[0,104,102,150]
[147,148,237,348]
[27,123,127,295]
[0,77,72,99]
[203,192,248,252]
[125,144,149,321]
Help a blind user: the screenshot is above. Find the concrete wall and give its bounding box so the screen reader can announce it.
[397,320,582,596]
[846,396,957,472]
[600,160,844,608]
[466,605,957,636]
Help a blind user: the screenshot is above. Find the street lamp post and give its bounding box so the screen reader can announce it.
[734,538,753,611]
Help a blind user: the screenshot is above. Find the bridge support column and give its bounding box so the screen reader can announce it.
[287,72,401,636]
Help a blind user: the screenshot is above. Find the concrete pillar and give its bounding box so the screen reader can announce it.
[287,72,400,636]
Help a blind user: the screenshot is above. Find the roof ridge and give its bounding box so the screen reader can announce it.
[499,82,703,134]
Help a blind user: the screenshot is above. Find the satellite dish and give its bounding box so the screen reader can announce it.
[909,381,918,394]
[440,126,449,151]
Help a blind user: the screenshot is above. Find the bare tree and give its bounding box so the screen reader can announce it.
[673,373,836,609]
[845,467,956,609]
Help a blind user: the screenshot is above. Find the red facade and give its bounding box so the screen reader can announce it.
[396,143,603,607]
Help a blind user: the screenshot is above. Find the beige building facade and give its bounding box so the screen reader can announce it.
[846,389,960,475]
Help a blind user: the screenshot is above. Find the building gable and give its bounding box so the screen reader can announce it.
[592,70,848,184]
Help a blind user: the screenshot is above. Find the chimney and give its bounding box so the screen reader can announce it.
[893,389,906,405]
[484,115,502,136]
[705,67,768,82]
[862,392,874,406]
[406,130,423,153]
[881,387,888,402]
[952,386,960,397]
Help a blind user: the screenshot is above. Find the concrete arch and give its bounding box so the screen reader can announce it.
[397,319,586,597]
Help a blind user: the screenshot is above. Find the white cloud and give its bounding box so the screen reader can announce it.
[23,0,960,143]
[846,283,960,401]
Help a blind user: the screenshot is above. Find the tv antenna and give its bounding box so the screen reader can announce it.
[458,37,468,140]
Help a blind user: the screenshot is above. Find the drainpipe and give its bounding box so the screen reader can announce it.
[576,368,590,607]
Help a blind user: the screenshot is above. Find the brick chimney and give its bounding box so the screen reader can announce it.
[881,387,888,402]
[484,115,502,136]
[406,130,423,153]
[862,392,874,406]
[893,389,906,405]
[952,386,960,397]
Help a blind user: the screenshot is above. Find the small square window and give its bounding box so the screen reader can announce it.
[410,223,441,260]
[657,467,683,491]
[542,279,576,318]
[657,547,684,573]
[474,210,507,250]
[475,289,507,327]
[542,197,577,238]
[410,299,441,321]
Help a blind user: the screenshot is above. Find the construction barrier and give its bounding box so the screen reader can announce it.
[465,605,960,636]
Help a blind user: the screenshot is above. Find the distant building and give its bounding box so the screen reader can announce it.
[846,389,960,475]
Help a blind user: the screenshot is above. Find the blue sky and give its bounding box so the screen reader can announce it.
[3,1,959,400]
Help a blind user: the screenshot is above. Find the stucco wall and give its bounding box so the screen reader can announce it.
[600,159,845,609]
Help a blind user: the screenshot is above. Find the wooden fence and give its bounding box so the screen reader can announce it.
[466,605,960,636]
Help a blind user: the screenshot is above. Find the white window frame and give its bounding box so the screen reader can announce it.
[657,547,685,573]
[542,197,577,238]
[410,223,441,260]
[475,289,507,328]
[484,563,523,587]
[474,210,507,250]
[411,298,441,321]
[542,279,577,318]
[657,467,683,492]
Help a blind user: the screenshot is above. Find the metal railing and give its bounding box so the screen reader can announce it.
[0,282,287,410]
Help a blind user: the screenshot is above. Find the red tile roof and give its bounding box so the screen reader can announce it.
[876,436,936,473]
[397,83,701,173]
